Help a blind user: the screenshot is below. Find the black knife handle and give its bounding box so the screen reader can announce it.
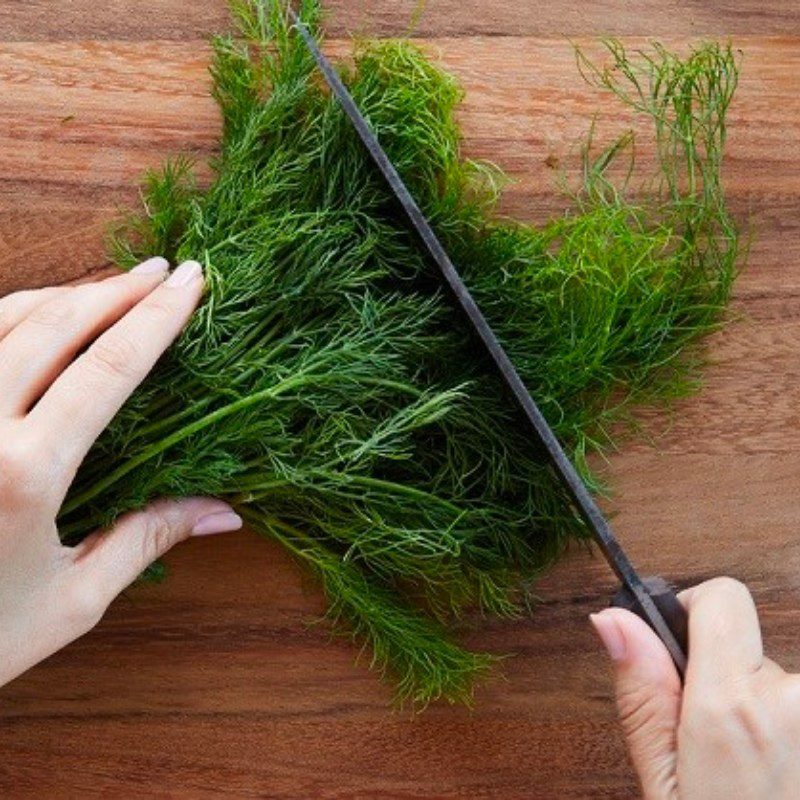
[611,576,689,678]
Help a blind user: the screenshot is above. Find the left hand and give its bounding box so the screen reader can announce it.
[0,258,242,688]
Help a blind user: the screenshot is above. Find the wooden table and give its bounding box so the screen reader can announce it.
[2,2,799,797]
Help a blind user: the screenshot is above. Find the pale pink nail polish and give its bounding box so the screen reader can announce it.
[191,511,243,537]
[131,256,169,275]
[590,613,627,662]
[166,260,203,288]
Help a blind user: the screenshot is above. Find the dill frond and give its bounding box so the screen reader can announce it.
[60,1,741,707]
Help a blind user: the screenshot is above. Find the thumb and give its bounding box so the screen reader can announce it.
[590,608,682,800]
[73,497,242,604]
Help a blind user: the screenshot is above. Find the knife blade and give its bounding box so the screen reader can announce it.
[289,8,689,676]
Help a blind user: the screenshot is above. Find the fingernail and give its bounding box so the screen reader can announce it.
[192,511,243,537]
[166,260,203,288]
[130,256,169,275]
[590,612,627,662]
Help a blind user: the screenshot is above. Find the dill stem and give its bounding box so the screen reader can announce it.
[217,308,284,368]
[231,471,464,513]
[60,370,317,516]
[130,396,215,441]
[309,471,466,515]
[118,316,293,449]
[240,507,328,568]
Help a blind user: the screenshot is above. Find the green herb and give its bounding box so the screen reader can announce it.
[59,0,740,706]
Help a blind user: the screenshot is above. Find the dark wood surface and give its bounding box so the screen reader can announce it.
[2,2,800,798]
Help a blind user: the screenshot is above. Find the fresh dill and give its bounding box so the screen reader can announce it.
[59,0,741,706]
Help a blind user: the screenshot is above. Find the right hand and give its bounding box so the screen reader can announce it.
[591,577,800,799]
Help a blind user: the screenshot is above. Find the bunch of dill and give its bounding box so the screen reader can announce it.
[59,0,740,705]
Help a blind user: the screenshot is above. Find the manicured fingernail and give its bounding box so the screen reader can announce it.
[192,511,243,537]
[130,256,169,275]
[166,260,203,288]
[590,612,627,662]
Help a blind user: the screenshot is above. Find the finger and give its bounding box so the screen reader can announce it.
[29,260,204,475]
[678,577,763,687]
[591,608,681,800]
[70,497,242,606]
[0,258,169,417]
[0,287,69,342]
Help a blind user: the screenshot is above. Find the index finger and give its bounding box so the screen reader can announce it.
[680,576,764,689]
[29,260,204,485]
[0,286,69,342]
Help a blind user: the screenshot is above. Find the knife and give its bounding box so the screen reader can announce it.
[289,8,689,677]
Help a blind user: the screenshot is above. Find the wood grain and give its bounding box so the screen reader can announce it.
[2,0,800,39]
[1,2,799,798]
[2,37,800,294]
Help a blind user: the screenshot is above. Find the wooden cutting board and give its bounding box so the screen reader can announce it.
[2,2,800,797]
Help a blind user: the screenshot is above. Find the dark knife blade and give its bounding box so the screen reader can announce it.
[289,8,688,676]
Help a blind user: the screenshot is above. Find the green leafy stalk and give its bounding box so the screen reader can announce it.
[243,507,495,707]
[60,0,741,706]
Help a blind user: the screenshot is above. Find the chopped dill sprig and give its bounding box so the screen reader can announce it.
[60,0,741,706]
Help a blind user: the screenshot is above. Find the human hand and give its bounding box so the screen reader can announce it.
[0,258,243,687]
[591,577,800,799]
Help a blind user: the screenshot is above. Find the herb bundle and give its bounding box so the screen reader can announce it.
[59,0,740,705]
